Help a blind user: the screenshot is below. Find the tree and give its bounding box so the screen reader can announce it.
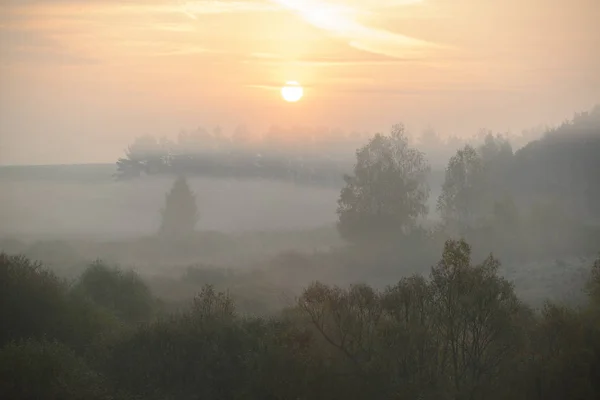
[438,133,516,236]
[429,239,527,399]
[159,176,199,237]
[436,145,485,234]
[115,135,171,180]
[336,124,430,243]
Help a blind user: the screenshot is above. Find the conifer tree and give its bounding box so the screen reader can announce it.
[159,176,198,237]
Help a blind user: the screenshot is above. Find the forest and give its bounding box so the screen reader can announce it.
[1,106,600,399]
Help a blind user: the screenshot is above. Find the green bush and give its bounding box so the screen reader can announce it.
[73,261,156,323]
[0,253,70,346]
[0,253,120,351]
[0,339,107,400]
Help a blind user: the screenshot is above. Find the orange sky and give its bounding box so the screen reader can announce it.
[1,0,599,164]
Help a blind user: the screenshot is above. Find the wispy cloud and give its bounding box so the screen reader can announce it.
[247,53,424,67]
[270,0,448,58]
[176,0,279,19]
[0,1,281,63]
[0,0,451,68]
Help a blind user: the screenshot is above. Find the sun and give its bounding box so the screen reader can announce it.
[281,81,304,102]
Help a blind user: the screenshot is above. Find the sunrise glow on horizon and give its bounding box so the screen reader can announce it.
[0,0,598,164]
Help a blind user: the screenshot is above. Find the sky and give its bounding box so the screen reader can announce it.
[0,0,599,164]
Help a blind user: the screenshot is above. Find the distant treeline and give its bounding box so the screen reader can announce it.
[114,129,360,186]
[115,144,350,187]
[114,107,600,222]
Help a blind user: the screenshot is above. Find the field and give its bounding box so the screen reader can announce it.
[0,164,344,238]
[0,164,592,311]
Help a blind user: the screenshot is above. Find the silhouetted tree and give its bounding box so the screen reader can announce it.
[337,124,430,243]
[115,135,171,180]
[159,176,198,237]
[437,145,485,234]
[438,133,515,235]
[430,239,527,399]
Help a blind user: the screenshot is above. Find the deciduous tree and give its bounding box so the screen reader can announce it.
[337,124,430,243]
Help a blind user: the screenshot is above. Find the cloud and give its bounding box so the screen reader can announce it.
[0,1,281,63]
[1,1,279,20]
[247,53,421,67]
[0,0,451,67]
[176,0,279,19]
[270,0,447,59]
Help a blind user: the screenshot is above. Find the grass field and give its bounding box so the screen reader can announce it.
[2,163,591,311]
[0,164,444,239]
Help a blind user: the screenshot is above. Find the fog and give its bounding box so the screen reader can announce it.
[2,0,600,397]
[2,106,600,400]
[1,108,598,299]
[0,173,340,237]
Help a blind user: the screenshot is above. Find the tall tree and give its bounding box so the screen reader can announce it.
[436,145,485,234]
[337,124,430,243]
[159,176,199,237]
[430,239,526,399]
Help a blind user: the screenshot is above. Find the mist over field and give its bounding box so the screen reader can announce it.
[0,170,340,237]
[1,110,598,302]
[2,107,600,400]
[2,0,600,398]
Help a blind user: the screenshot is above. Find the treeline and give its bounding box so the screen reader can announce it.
[434,107,600,259]
[114,130,353,186]
[331,114,600,262]
[2,242,600,399]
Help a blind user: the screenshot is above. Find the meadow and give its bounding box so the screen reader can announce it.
[0,163,591,312]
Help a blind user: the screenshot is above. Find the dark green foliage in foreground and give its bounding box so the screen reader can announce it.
[72,260,157,322]
[0,253,118,351]
[0,339,107,400]
[1,248,600,399]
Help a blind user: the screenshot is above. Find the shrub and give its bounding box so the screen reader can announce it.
[73,261,156,323]
[0,339,107,400]
[0,253,69,346]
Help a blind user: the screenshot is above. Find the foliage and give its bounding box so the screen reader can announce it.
[436,145,485,233]
[586,254,600,306]
[72,261,157,323]
[337,124,431,243]
[3,245,600,399]
[0,253,68,346]
[296,239,531,399]
[428,240,526,399]
[158,175,199,237]
[511,105,600,220]
[0,253,117,351]
[0,339,107,400]
[436,110,600,261]
[99,285,315,400]
[114,132,349,186]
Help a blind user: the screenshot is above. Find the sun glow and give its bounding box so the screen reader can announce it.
[281,81,304,102]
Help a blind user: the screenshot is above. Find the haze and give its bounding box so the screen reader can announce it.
[2,2,600,399]
[1,0,599,164]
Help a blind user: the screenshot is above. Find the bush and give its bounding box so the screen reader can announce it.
[0,253,70,346]
[0,339,107,400]
[73,261,156,323]
[0,253,120,351]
